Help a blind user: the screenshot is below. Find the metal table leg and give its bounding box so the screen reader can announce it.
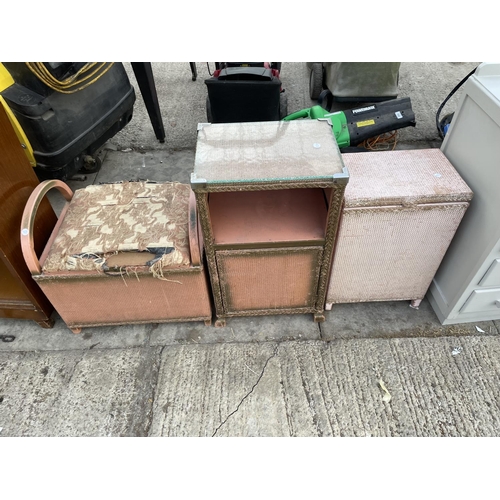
[130,62,166,143]
[189,62,197,81]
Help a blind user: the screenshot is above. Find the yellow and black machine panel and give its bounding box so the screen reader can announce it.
[0,62,135,180]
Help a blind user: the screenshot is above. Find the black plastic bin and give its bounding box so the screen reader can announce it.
[1,62,135,180]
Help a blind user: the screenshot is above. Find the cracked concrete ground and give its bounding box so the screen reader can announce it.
[2,335,500,437]
[2,297,500,436]
[1,62,498,437]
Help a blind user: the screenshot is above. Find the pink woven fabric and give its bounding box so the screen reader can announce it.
[326,149,472,305]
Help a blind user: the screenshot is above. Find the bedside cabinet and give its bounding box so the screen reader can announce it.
[191,120,349,327]
[0,103,56,327]
[428,63,500,324]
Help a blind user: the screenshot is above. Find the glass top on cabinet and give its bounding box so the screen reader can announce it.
[191,120,347,186]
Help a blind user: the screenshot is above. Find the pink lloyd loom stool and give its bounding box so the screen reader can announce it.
[20,179,212,333]
[325,148,473,310]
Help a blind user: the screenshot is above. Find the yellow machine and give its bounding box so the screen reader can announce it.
[0,62,135,180]
[0,63,36,166]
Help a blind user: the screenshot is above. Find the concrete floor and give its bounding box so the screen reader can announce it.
[113,62,479,151]
[2,61,499,437]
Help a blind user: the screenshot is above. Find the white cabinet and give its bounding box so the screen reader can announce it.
[459,289,500,314]
[428,63,500,324]
[479,259,500,287]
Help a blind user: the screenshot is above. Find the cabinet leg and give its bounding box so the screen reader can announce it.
[204,318,212,327]
[325,303,333,311]
[214,318,226,328]
[409,299,422,309]
[36,318,55,329]
[70,327,82,335]
[313,312,326,323]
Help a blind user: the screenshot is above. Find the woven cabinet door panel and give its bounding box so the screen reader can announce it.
[216,247,323,313]
[327,203,470,304]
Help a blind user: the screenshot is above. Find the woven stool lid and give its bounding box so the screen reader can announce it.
[342,149,473,208]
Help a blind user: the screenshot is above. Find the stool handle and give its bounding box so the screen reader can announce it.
[20,179,73,275]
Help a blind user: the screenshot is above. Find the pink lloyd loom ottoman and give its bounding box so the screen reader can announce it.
[20,180,212,333]
[325,148,473,310]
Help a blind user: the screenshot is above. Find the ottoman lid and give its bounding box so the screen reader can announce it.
[341,149,473,208]
[42,181,192,274]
